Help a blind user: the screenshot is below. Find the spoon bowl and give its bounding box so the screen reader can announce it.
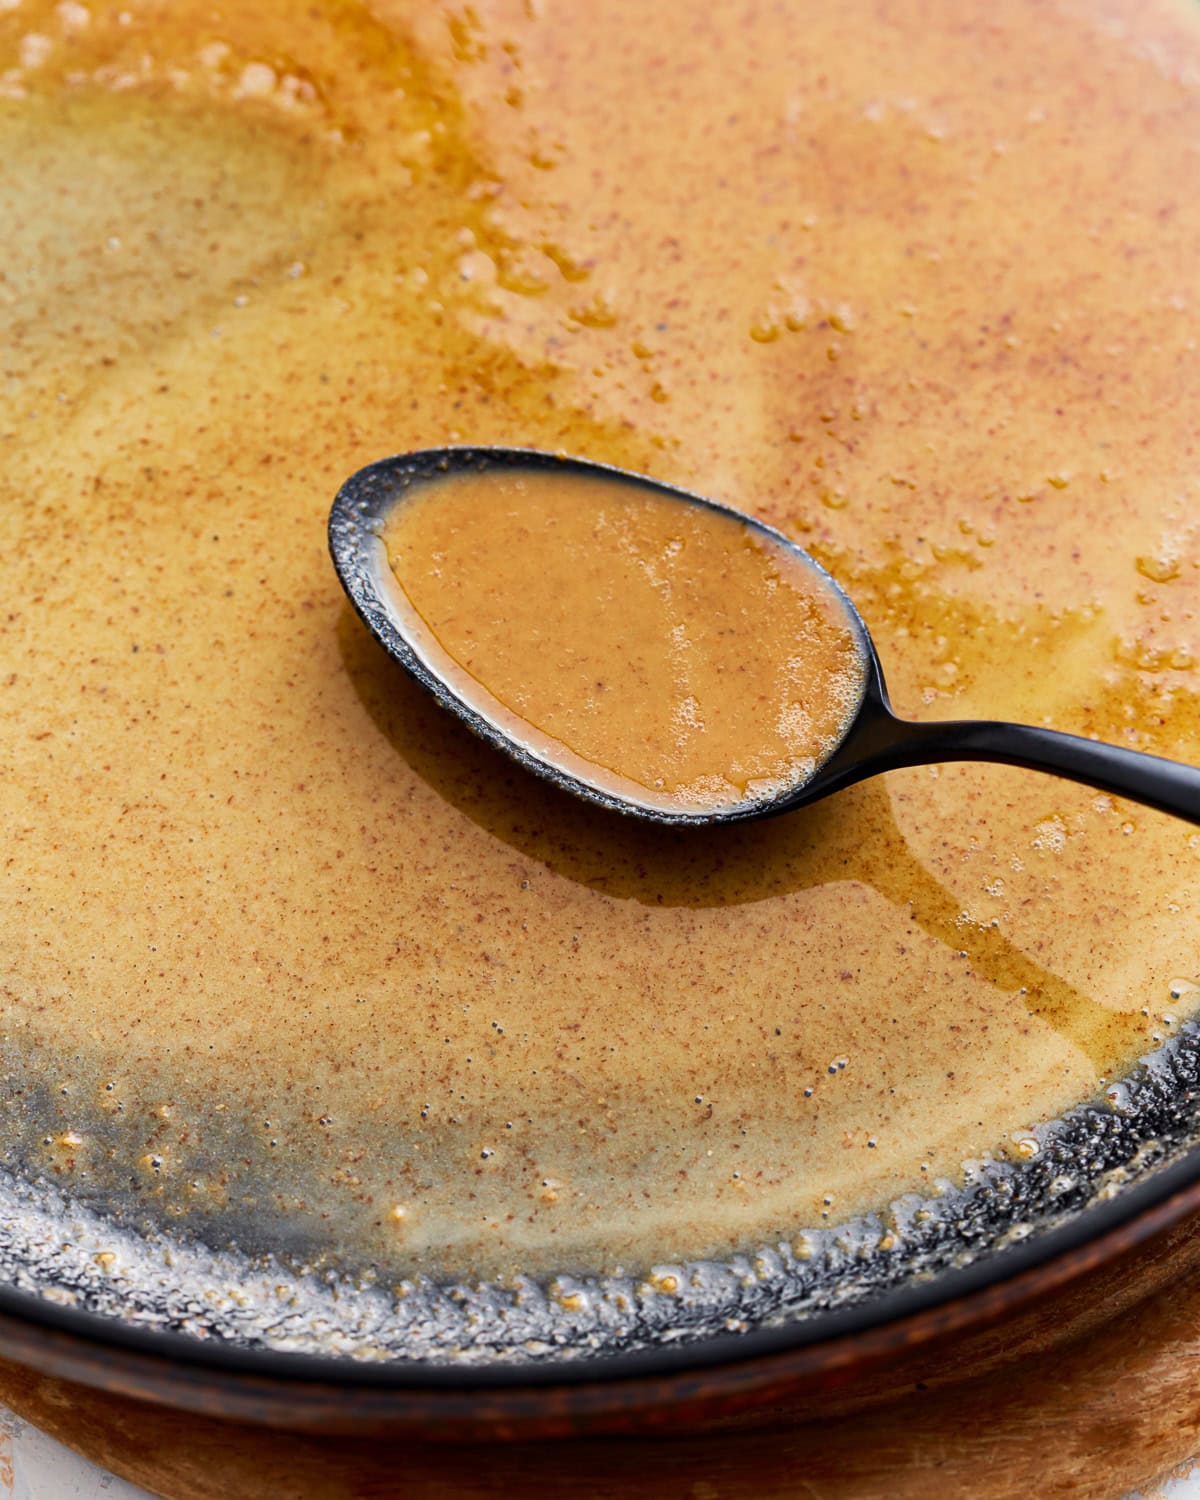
[329,447,1200,829]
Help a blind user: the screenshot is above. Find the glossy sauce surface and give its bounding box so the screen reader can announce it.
[379,466,867,813]
[1,0,1198,1281]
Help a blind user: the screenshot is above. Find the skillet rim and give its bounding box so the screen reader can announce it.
[2,1130,1200,1405]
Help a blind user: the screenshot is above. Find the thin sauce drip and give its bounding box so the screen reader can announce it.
[379,468,867,812]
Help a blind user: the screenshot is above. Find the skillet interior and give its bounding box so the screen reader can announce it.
[2,0,1200,1391]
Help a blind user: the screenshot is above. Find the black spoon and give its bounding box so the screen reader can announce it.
[329,446,1200,828]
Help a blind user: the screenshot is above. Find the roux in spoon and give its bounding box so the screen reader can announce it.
[329,448,1200,828]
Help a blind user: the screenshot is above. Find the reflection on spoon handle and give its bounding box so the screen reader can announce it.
[842,714,1200,826]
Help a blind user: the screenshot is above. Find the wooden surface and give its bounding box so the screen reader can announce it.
[5,1221,1200,1498]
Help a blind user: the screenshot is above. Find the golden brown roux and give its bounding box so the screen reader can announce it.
[380,467,866,812]
[1,0,1198,1279]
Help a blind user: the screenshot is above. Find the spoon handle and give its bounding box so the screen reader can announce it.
[859,716,1200,825]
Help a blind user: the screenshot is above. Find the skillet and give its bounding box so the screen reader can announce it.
[3,0,1200,1437]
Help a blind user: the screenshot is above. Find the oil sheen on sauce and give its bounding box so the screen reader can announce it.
[1,0,1199,1283]
[379,467,867,813]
